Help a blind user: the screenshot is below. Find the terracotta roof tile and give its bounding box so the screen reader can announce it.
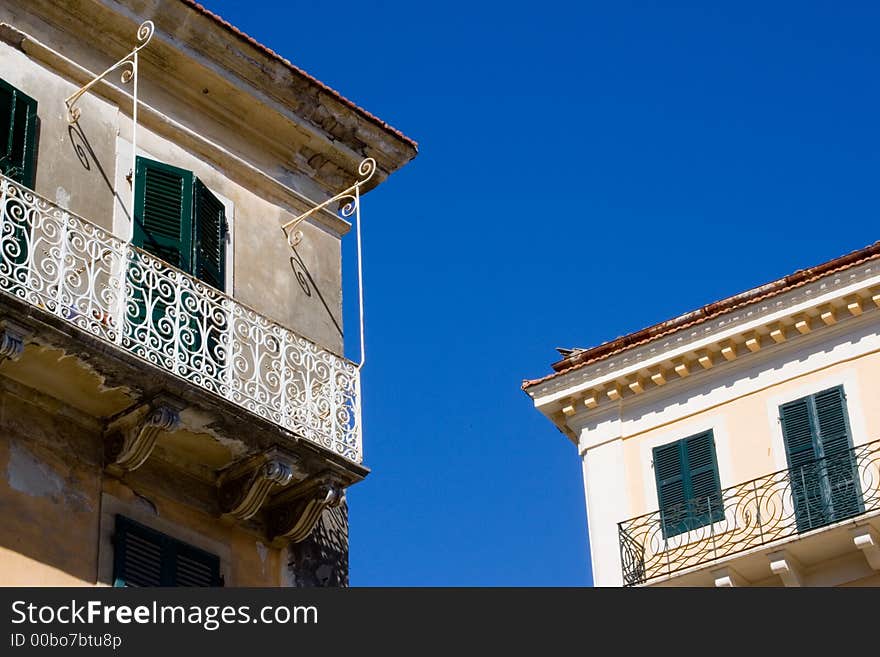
[522,240,880,391]
[179,0,418,151]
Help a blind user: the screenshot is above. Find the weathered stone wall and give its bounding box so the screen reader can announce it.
[0,386,287,586]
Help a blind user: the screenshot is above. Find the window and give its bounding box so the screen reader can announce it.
[112,515,222,587]
[653,430,723,539]
[128,157,228,366]
[0,77,38,188]
[779,385,862,532]
[133,156,227,291]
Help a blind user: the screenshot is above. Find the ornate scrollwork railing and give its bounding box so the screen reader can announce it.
[618,439,880,586]
[0,174,361,462]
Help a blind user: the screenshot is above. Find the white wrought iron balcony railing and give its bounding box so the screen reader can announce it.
[0,174,361,463]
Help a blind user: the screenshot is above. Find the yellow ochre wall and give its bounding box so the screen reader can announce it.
[0,390,282,587]
[622,347,880,520]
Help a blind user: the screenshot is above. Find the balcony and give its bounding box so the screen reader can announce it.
[0,173,361,464]
[618,439,880,586]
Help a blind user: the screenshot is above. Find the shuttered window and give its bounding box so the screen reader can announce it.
[780,385,862,532]
[112,515,222,587]
[653,430,723,539]
[0,78,38,188]
[133,156,226,291]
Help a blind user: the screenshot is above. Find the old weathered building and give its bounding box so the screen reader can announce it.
[524,243,880,587]
[0,0,416,586]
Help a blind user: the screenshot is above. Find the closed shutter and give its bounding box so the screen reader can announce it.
[684,431,723,527]
[113,515,221,587]
[780,386,861,532]
[193,179,226,292]
[813,386,862,521]
[133,156,194,271]
[654,431,723,539]
[780,397,823,531]
[0,78,38,188]
[654,441,687,538]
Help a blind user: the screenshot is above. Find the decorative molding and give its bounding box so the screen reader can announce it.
[768,550,803,587]
[851,525,880,571]
[218,448,306,522]
[0,319,29,361]
[104,395,184,475]
[266,473,346,544]
[531,277,880,421]
[528,263,880,405]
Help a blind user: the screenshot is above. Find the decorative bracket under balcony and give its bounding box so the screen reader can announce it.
[218,448,307,522]
[104,394,185,476]
[0,318,29,362]
[265,473,346,544]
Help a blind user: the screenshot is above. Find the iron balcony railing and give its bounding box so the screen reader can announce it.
[0,174,361,463]
[618,439,880,586]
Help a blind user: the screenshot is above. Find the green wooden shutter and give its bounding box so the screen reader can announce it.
[113,515,221,587]
[654,441,687,538]
[0,78,38,188]
[780,386,861,532]
[174,542,222,587]
[684,430,723,527]
[813,386,862,521]
[193,179,226,292]
[780,396,825,531]
[133,156,194,271]
[654,431,723,539]
[113,516,165,587]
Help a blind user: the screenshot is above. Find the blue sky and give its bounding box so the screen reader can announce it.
[205,1,880,585]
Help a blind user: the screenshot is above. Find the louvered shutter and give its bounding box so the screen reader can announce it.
[113,515,221,587]
[113,516,165,587]
[133,156,194,271]
[780,397,824,531]
[173,542,222,587]
[684,431,723,527]
[0,78,37,188]
[193,179,226,292]
[813,386,862,521]
[654,441,687,538]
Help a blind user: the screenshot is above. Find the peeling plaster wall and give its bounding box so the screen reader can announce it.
[0,392,101,585]
[0,389,285,586]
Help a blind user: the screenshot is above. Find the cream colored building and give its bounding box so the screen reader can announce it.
[0,0,415,585]
[524,243,880,587]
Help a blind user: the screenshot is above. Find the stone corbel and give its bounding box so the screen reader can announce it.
[0,319,30,361]
[104,395,184,475]
[768,550,803,587]
[712,566,748,587]
[218,448,306,522]
[851,525,880,571]
[266,473,346,544]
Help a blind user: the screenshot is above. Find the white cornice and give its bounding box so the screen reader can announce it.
[529,261,880,414]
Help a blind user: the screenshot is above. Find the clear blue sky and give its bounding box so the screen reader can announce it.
[205,1,879,585]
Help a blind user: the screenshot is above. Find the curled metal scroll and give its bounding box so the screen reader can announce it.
[281,157,376,247]
[64,20,155,123]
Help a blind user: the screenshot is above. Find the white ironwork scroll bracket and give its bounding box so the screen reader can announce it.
[63,20,154,213]
[63,20,154,125]
[281,157,376,371]
[280,157,376,249]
